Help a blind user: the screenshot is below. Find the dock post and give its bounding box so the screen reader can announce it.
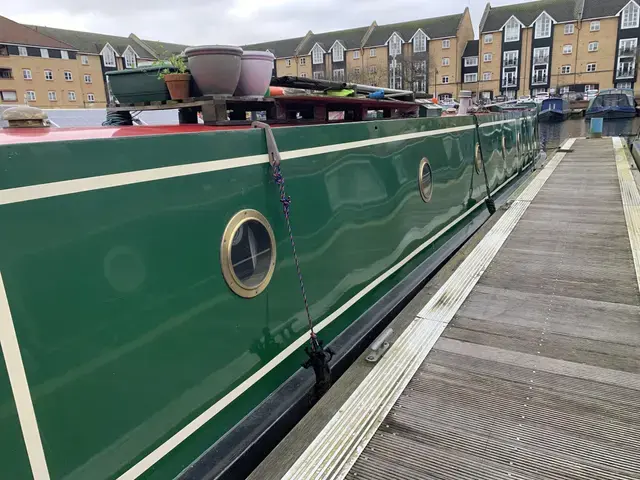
[590,117,603,138]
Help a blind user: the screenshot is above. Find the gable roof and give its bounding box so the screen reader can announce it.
[463,40,479,57]
[133,38,190,57]
[306,25,371,51]
[481,0,579,32]
[0,15,76,50]
[582,0,636,20]
[243,35,308,58]
[364,13,464,46]
[26,25,153,57]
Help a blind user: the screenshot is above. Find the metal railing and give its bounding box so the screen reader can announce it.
[618,46,637,57]
[503,58,518,67]
[531,74,548,85]
[616,65,636,78]
[502,79,517,87]
[533,55,549,65]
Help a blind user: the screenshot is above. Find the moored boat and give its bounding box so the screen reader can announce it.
[539,97,570,122]
[585,88,637,119]
[0,98,539,480]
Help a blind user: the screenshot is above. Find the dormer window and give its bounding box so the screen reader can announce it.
[102,44,116,67]
[124,47,137,69]
[622,1,640,29]
[504,17,521,42]
[535,13,552,39]
[332,42,345,62]
[389,33,402,56]
[413,30,427,53]
[312,44,324,65]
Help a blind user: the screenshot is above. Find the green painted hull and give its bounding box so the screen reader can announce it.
[0,112,537,479]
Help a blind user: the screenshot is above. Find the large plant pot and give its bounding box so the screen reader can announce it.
[164,73,191,100]
[234,51,275,96]
[106,66,175,104]
[184,45,243,96]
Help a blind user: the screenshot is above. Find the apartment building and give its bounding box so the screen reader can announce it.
[244,9,474,100]
[476,0,640,99]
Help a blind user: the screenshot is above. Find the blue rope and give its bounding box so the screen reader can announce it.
[271,163,319,351]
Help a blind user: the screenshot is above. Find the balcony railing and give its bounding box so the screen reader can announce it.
[502,79,517,87]
[533,55,549,65]
[503,58,518,67]
[616,65,636,78]
[618,46,637,57]
[531,74,548,85]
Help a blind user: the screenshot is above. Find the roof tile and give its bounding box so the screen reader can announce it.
[481,0,579,32]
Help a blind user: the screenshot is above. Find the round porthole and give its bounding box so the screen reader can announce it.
[418,157,433,203]
[221,209,276,298]
[474,143,483,173]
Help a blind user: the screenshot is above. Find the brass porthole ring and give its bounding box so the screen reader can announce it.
[474,143,483,173]
[220,209,277,298]
[418,157,433,203]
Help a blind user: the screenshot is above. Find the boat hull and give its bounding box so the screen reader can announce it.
[538,109,569,122]
[585,107,637,119]
[0,112,538,479]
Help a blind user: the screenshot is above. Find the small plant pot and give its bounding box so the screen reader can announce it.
[164,73,191,100]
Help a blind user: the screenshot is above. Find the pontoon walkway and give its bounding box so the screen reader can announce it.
[252,137,640,480]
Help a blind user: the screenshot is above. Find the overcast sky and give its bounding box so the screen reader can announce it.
[4,0,525,46]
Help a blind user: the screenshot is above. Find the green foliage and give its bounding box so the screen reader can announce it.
[152,44,188,79]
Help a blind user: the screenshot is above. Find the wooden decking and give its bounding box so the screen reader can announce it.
[250,137,640,480]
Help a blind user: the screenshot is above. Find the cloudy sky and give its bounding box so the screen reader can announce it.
[5,0,524,46]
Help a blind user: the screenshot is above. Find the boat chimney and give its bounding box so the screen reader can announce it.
[458,90,472,116]
[2,106,50,128]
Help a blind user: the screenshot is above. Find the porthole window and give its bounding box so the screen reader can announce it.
[418,157,433,202]
[221,209,276,298]
[475,143,483,173]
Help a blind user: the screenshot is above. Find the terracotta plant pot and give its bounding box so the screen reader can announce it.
[164,73,191,100]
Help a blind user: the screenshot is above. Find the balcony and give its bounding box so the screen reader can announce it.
[533,55,549,65]
[531,74,548,85]
[616,64,636,78]
[503,58,518,67]
[618,46,637,57]
[502,78,517,87]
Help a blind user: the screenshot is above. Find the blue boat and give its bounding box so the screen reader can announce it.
[585,88,637,119]
[538,97,570,122]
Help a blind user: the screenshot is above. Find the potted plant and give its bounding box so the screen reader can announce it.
[158,54,191,100]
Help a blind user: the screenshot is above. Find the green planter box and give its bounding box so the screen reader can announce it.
[106,65,177,104]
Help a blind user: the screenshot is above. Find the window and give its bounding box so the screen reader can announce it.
[442,39,451,49]
[464,56,478,66]
[285,59,292,67]
[533,46,550,64]
[484,34,493,44]
[535,13,552,39]
[61,50,69,60]
[563,44,572,54]
[68,91,76,101]
[439,93,452,101]
[561,65,571,74]
[560,86,570,94]
[18,46,27,56]
[40,48,49,58]
[354,67,361,75]
[483,72,492,81]
[349,50,357,61]
[300,72,307,78]
[26,90,36,101]
[102,47,116,67]
[44,69,53,80]
[389,59,402,88]
[413,30,427,53]
[586,63,597,72]
[0,91,17,102]
[588,41,599,52]
[618,81,633,89]
[369,65,377,74]
[0,46,7,56]
[590,21,600,31]
[84,74,92,83]
[298,57,306,66]
[313,71,324,80]
[312,44,324,65]
[532,88,547,96]
[464,73,478,83]
[503,50,519,66]
[619,37,638,55]
[622,2,640,29]
[564,24,574,34]
[504,16,521,42]
[81,55,89,65]
[332,43,345,63]
[442,57,450,66]
[48,91,57,101]
[442,75,449,84]
[333,68,345,81]
[22,69,32,80]
[370,48,376,57]
[64,71,73,81]
[87,93,95,102]
[484,53,493,62]
[389,33,402,56]
[124,49,136,68]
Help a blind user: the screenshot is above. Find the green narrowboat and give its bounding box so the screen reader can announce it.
[0,105,538,480]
